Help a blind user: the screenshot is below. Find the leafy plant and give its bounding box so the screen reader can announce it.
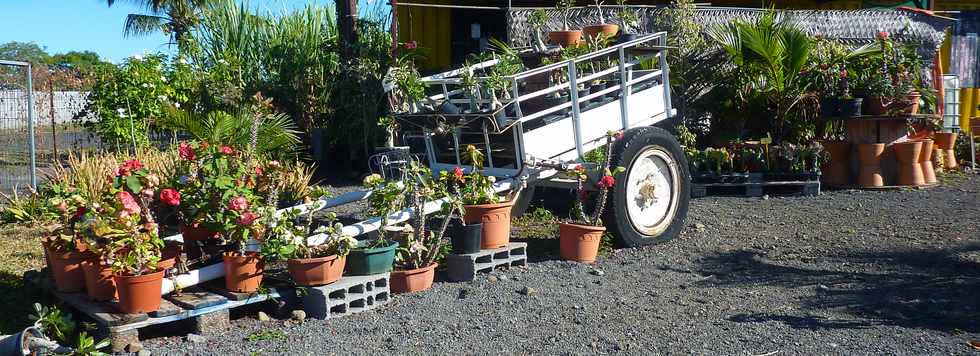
[30,303,76,344]
[362,173,406,247]
[263,201,357,261]
[565,131,625,226]
[453,145,501,205]
[396,160,463,270]
[528,9,550,51]
[157,103,302,160]
[556,0,576,31]
[616,0,639,33]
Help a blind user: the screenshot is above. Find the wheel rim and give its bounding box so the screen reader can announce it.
[624,145,680,237]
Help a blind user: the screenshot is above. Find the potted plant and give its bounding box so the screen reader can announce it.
[350,173,403,276]
[528,9,551,52]
[583,0,619,40]
[41,184,90,293]
[616,0,639,43]
[559,131,624,263]
[386,51,429,114]
[217,190,266,293]
[438,167,482,254]
[810,39,878,118]
[454,145,513,249]
[167,141,223,263]
[0,304,110,355]
[549,0,582,47]
[264,202,359,286]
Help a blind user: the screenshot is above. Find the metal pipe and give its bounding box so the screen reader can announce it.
[26,62,37,190]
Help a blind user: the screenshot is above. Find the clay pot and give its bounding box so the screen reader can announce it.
[933,132,958,170]
[346,242,399,276]
[583,24,619,40]
[464,200,515,249]
[287,255,346,286]
[548,30,583,47]
[914,139,937,184]
[819,141,851,187]
[893,141,925,186]
[857,144,886,187]
[47,246,87,293]
[113,270,164,314]
[180,225,221,262]
[558,223,605,263]
[863,96,888,116]
[222,252,264,293]
[390,263,438,294]
[902,91,921,115]
[81,259,117,302]
[159,241,181,273]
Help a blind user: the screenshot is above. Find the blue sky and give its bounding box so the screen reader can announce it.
[0,0,388,63]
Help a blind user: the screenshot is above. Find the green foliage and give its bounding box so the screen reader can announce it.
[30,303,76,344]
[0,41,49,63]
[556,0,576,30]
[616,0,639,32]
[246,329,287,342]
[529,9,550,28]
[157,107,301,160]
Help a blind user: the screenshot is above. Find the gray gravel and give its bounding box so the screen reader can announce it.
[143,173,980,355]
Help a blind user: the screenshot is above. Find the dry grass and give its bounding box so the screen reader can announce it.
[0,224,48,334]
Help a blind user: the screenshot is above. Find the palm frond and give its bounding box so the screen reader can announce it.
[123,14,168,38]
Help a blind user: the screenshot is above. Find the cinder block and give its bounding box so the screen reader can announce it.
[192,309,230,336]
[447,242,528,282]
[279,273,391,320]
[102,328,138,353]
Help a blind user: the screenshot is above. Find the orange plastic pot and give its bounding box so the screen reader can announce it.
[559,222,605,263]
[287,255,346,286]
[863,96,888,116]
[902,91,921,115]
[464,200,515,249]
[548,30,583,47]
[390,263,438,294]
[81,259,117,302]
[894,141,924,186]
[857,144,885,187]
[47,246,87,293]
[222,252,264,293]
[933,132,958,170]
[819,140,851,187]
[113,270,164,314]
[913,139,937,184]
[180,225,221,261]
[583,24,619,40]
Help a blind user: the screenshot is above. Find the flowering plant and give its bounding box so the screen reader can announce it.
[447,145,501,206]
[43,183,90,252]
[566,131,625,226]
[397,160,462,270]
[362,173,406,248]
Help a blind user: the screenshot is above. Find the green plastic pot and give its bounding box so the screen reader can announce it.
[346,241,399,276]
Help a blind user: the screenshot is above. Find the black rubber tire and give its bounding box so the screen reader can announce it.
[604,126,691,247]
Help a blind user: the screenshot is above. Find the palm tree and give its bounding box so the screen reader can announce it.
[106,0,212,49]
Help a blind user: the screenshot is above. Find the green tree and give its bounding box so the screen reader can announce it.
[106,0,213,50]
[0,41,50,63]
[48,51,111,74]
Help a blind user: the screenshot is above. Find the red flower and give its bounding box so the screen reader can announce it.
[453,166,464,181]
[574,165,586,173]
[160,188,180,206]
[179,142,196,160]
[116,159,143,176]
[73,206,87,219]
[116,191,141,216]
[404,41,417,50]
[877,31,889,40]
[254,166,264,176]
[228,196,249,212]
[614,131,624,140]
[219,146,234,155]
[237,211,260,226]
[597,175,616,189]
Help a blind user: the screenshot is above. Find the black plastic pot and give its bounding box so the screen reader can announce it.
[618,33,638,44]
[440,101,462,115]
[839,98,863,117]
[450,222,483,254]
[819,98,864,118]
[590,82,607,104]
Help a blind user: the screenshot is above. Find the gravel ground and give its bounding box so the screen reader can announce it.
[144,173,980,355]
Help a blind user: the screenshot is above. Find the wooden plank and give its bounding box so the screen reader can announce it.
[147,299,181,318]
[54,291,148,327]
[167,288,228,310]
[110,291,280,333]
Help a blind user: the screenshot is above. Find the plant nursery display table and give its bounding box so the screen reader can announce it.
[828,114,940,189]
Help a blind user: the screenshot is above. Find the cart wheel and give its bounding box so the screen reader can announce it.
[605,127,690,247]
[510,185,537,217]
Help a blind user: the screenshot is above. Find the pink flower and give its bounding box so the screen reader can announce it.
[115,159,143,176]
[160,188,180,206]
[453,166,464,181]
[254,166,264,176]
[228,196,249,212]
[178,142,196,160]
[116,191,141,215]
[839,70,848,78]
[237,211,260,226]
[877,31,889,40]
[56,201,68,213]
[597,175,616,189]
[404,41,417,50]
[219,146,234,155]
[614,131,625,140]
[141,188,155,199]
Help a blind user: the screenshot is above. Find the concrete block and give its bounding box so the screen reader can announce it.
[279,273,391,320]
[103,328,138,353]
[192,309,230,336]
[447,242,528,282]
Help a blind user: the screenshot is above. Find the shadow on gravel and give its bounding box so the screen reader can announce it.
[695,245,980,333]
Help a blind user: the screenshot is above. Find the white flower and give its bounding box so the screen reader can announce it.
[141,83,149,88]
[178,58,188,65]
[157,95,168,102]
[133,54,143,60]
[487,176,496,183]
[217,59,227,65]
[174,102,181,108]
[116,108,127,117]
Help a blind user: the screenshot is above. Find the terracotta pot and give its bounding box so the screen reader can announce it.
[819,140,851,187]
[287,255,346,286]
[583,24,619,40]
[222,252,264,293]
[558,223,605,263]
[932,132,958,169]
[81,259,117,302]
[113,270,164,314]
[390,263,438,294]
[464,200,515,249]
[857,143,885,187]
[47,246,87,293]
[158,241,181,273]
[863,96,888,116]
[548,30,583,47]
[893,141,925,186]
[180,225,221,262]
[913,139,937,184]
[40,237,53,270]
[902,91,921,115]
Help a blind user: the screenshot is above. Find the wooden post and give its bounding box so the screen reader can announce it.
[391,0,399,57]
[336,0,358,61]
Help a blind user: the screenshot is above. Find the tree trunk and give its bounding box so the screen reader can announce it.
[336,0,358,62]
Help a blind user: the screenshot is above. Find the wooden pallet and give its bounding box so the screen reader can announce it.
[692,180,820,198]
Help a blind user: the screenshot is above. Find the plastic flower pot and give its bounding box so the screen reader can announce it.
[464,200,515,249]
[583,24,619,40]
[287,255,346,286]
[863,96,888,116]
[0,327,42,356]
[82,259,117,302]
[180,224,221,262]
[558,222,605,263]
[47,246,87,293]
[346,241,399,276]
[894,141,925,186]
[819,140,851,187]
[450,222,483,254]
[548,30,583,47]
[839,98,863,117]
[158,241,181,273]
[113,270,164,314]
[617,33,638,44]
[222,252,264,293]
[390,263,438,294]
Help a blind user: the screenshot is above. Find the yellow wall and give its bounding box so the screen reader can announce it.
[397,2,452,71]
